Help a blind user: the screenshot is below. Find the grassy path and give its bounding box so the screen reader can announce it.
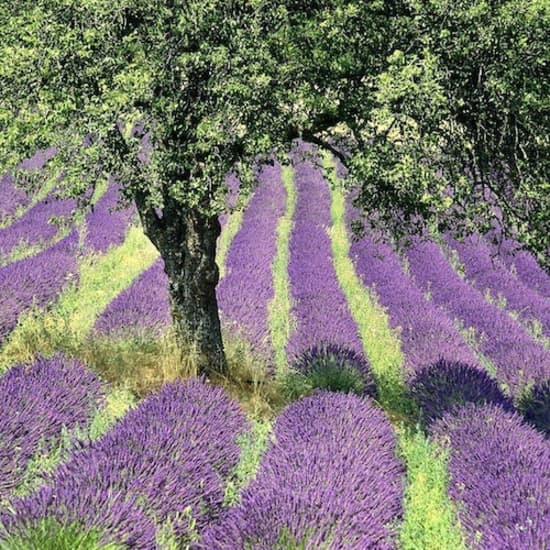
[323,152,466,550]
[0,225,158,370]
[268,163,296,378]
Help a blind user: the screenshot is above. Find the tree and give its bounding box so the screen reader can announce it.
[332,0,549,261]
[1,0,548,375]
[1,0,301,374]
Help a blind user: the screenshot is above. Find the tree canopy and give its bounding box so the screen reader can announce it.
[1,0,548,372]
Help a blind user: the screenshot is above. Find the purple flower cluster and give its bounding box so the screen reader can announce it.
[0,189,76,260]
[17,147,57,171]
[0,355,104,504]
[286,148,363,361]
[449,234,550,337]
[94,258,170,338]
[84,177,135,254]
[346,201,479,377]
[1,378,249,548]
[291,342,377,397]
[0,174,29,223]
[217,162,286,359]
[202,391,404,549]
[0,231,79,346]
[406,239,550,395]
[431,403,550,548]
[497,239,550,299]
[410,359,514,427]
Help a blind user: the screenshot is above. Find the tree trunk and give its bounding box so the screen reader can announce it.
[136,196,227,376]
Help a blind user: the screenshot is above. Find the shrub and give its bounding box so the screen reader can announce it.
[201,391,404,549]
[431,403,550,548]
[410,359,513,428]
[284,342,376,400]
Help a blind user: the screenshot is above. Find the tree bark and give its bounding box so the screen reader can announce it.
[136,194,227,376]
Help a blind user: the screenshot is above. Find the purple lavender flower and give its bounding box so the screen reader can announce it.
[0,189,76,260]
[497,238,550,299]
[84,177,135,254]
[17,147,56,171]
[290,342,377,397]
[449,234,550,337]
[286,146,364,362]
[345,198,479,378]
[0,174,29,223]
[0,231,79,346]
[0,147,57,224]
[1,378,249,548]
[406,239,550,395]
[217,162,286,360]
[201,391,404,549]
[431,403,550,549]
[94,258,170,337]
[0,355,104,504]
[410,359,514,427]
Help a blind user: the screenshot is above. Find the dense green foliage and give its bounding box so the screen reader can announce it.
[1,0,548,371]
[1,1,546,242]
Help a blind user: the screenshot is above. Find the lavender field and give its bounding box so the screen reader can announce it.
[0,146,549,549]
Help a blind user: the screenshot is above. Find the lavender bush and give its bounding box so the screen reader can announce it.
[431,403,550,548]
[518,379,550,437]
[202,391,404,549]
[0,190,76,260]
[449,234,550,337]
[346,200,479,377]
[406,239,550,395]
[0,231,79,347]
[84,178,135,254]
[216,162,286,359]
[286,147,363,361]
[0,355,104,505]
[288,342,377,398]
[93,259,169,338]
[1,378,249,548]
[410,359,513,427]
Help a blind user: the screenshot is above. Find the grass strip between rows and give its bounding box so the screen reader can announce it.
[268,163,296,378]
[0,225,158,370]
[323,151,466,550]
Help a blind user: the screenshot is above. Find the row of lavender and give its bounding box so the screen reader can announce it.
[0,357,250,548]
[0,178,134,349]
[285,145,365,362]
[0,354,405,548]
[336,158,550,547]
